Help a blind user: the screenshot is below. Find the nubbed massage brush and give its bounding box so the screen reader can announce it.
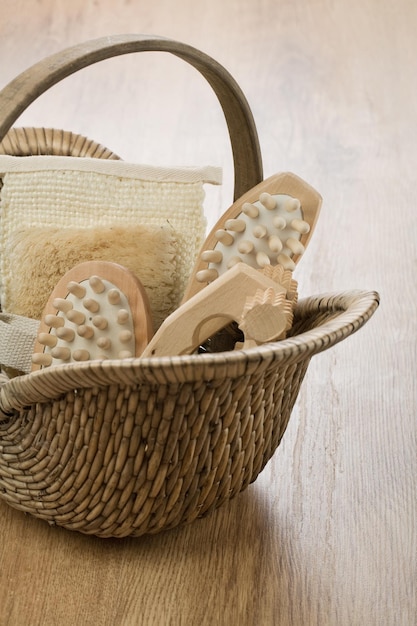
[182,172,321,302]
[31,261,153,370]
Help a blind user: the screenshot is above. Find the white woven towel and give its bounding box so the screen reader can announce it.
[0,155,222,319]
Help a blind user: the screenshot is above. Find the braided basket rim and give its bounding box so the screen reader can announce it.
[0,126,120,159]
[0,290,379,415]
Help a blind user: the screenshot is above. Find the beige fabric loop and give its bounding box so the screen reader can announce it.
[0,312,39,373]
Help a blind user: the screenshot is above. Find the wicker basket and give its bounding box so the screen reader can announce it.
[0,35,379,537]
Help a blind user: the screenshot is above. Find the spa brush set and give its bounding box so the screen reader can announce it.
[0,35,378,538]
[31,172,321,369]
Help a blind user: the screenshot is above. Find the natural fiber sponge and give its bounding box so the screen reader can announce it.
[3,223,178,329]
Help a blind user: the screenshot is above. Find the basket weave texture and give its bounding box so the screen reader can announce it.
[0,290,378,537]
[0,35,379,537]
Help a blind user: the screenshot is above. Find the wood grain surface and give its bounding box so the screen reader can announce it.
[0,1,415,624]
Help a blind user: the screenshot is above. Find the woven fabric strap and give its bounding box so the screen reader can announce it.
[0,313,39,374]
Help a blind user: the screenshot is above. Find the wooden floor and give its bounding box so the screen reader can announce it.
[0,1,415,624]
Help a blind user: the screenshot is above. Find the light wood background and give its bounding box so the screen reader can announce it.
[0,1,415,624]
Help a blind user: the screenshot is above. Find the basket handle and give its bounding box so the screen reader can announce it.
[0,34,263,200]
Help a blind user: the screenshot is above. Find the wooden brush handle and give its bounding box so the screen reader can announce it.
[141,263,286,358]
[0,34,262,200]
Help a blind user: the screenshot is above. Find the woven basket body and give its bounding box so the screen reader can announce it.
[0,36,379,537]
[0,350,306,537]
[0,291,378,537]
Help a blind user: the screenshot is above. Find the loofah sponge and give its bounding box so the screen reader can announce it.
[3,223,178,329]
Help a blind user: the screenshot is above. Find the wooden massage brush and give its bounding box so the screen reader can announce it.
[141,262,297,357]
[142,172,320,356]
[31,261,153,369]
[181,172,321,301]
